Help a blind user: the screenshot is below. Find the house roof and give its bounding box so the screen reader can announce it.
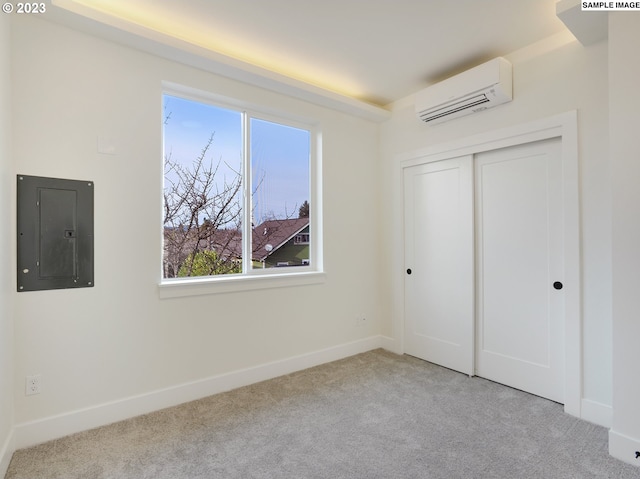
[252,218,310,262]
[165,217,309,265]
[200,217,309,262]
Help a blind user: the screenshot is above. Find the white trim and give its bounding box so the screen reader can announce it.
[48,0,390,122]
[163,81,322,128]
[160,85,322,293]
[13,336,386,449]
[609,429,640,467]
[380,335,402,355]
[393,111,581,417]
[159,271,326,299]
[581,398,613,428]
[0,429,15,478]
[396,112,572,166]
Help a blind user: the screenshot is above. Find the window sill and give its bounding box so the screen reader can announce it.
[158,270,326,299]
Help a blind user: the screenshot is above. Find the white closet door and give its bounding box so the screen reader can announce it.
[404,156,474,375]
[475,138,564,403]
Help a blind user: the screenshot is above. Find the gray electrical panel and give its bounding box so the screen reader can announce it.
[17,175,94,292]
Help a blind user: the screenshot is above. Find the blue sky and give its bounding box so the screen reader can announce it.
[163,94,310,224]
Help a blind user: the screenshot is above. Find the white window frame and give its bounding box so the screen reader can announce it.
[158,82,324,298]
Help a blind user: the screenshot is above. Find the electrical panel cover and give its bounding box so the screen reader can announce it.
[17,175,94,292]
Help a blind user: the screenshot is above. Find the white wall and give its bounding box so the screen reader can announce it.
[379,32,613,417]
[9,7,636,466]
[609,12,640,466]
[10,15,383,445]
[0,11,15,477]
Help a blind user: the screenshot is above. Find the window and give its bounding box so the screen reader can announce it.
[162,92,316,282]
[294,233,310,245]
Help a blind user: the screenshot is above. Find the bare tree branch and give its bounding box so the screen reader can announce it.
[163,133,243,277]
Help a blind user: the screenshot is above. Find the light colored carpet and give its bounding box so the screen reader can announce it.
[5,350,640,478]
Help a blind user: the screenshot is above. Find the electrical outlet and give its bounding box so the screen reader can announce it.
[26,375,41,396]
[355,315,367,327]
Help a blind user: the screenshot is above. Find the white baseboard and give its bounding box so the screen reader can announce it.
[14,335,385,450]
[380,335,402,354]
[609,429,640,467]
[581,398,612,428]
[0,428,15,478]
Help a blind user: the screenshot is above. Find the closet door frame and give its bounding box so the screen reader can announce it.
[393,111,580,417]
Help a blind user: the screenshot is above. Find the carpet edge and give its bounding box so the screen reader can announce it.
[12,335,388,451]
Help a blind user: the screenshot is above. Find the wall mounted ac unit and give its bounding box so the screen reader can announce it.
[415,57,512,124]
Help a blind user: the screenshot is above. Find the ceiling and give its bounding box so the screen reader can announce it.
[65,0,569,106]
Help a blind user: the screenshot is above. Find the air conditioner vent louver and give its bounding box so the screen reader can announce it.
[415,58,512,125]
[418,93,490,123]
